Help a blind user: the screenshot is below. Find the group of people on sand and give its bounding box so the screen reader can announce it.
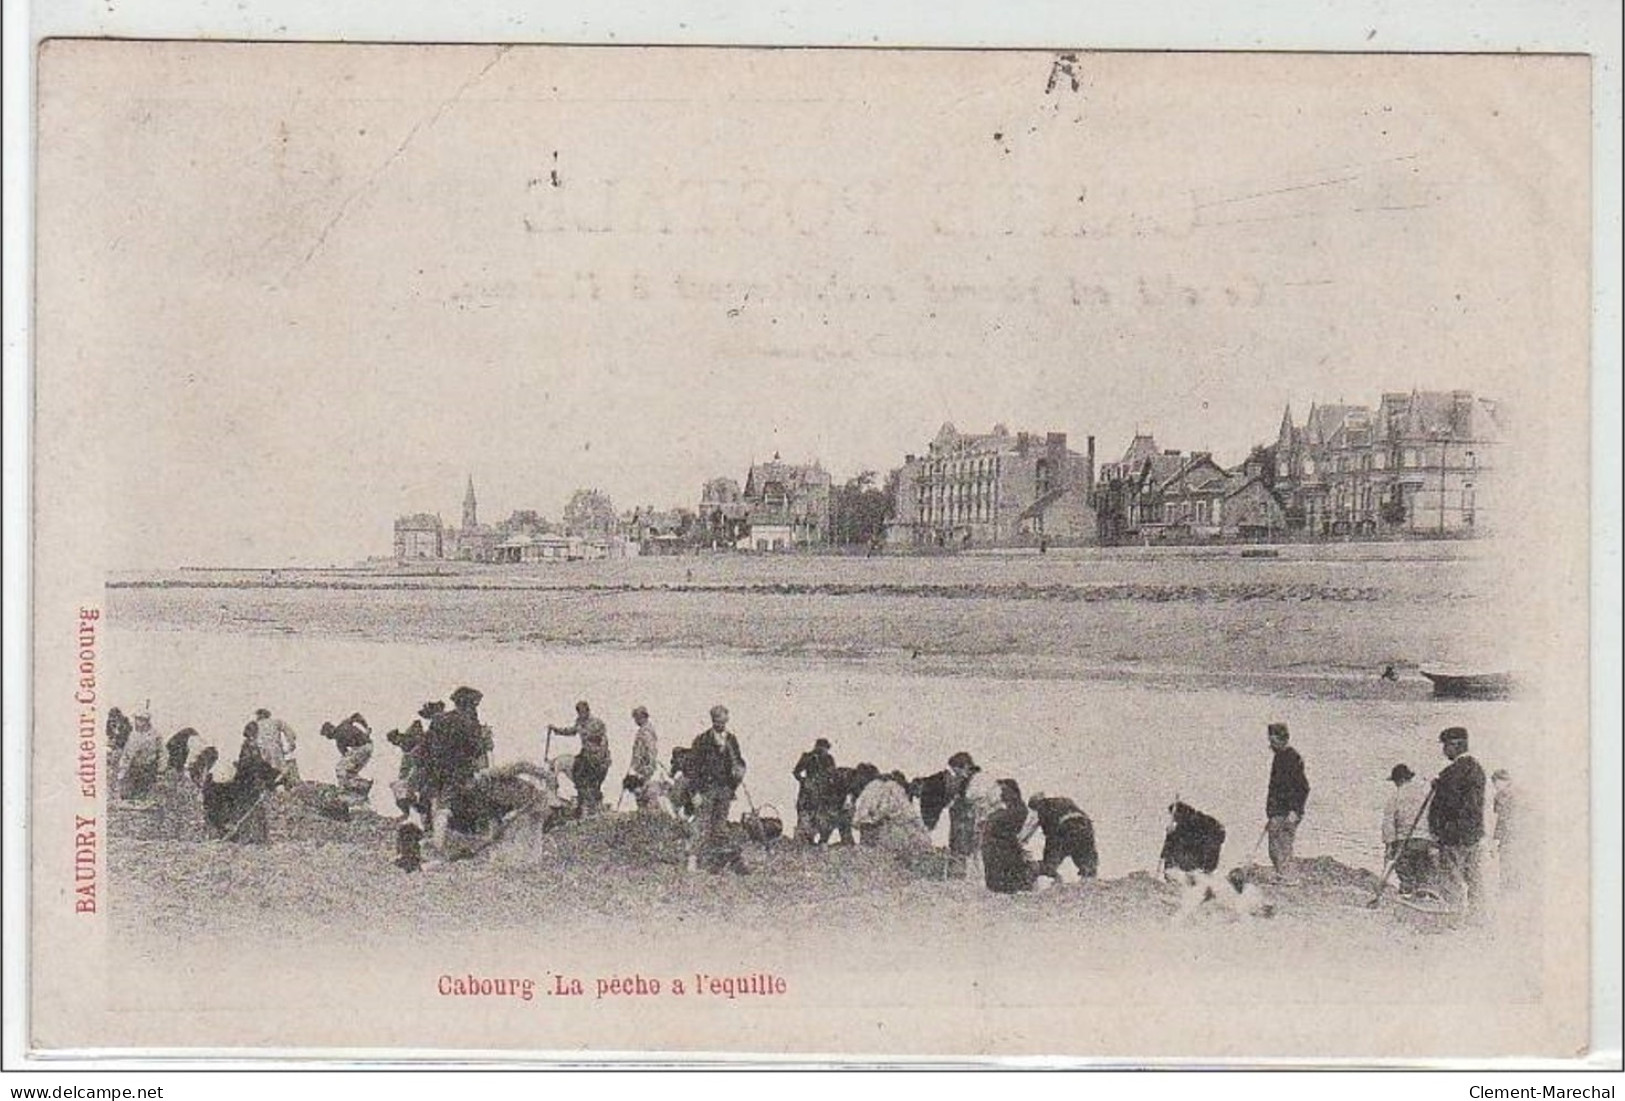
[1380,725,1526,919]
[786,740,1100,893]
[106,692,1527,918]
[107,700,388,841]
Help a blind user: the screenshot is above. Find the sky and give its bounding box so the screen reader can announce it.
[34,44,1590,567]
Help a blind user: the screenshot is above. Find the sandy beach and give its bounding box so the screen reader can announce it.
[93,543,1573,1057]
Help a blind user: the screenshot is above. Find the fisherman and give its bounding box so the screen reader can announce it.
[164,727,207,774]
[1264,722,1310,885]
[815,764,859,845]
[945,752,981,861]
[1161,801,1227,877]
[250,708,301,785]
[106,707,132,775]
[628,706,659,783]
[622,706,663,812]
[549,701,612,817]
[791,737,837,843]
[686,705,748,874]
[323,712,375,799]
[201,725,280,843]
[421,687,488,858]
[981,779,1036,894]
[1427,726,1487,917]
[1490,768,1524,896]
[1381,764,1436,898]
[908,767,956,834]
[389,701,441,820]
[116,708,164,803]
[1021,791,1100,880]
[851,769,928,850]
[843,763,883,844]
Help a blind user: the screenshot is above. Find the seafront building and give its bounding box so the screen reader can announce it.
[1092,389,1502,544]
[1270,390,1502,536]
[740,456,833,550]
[392,513,444,560]
[1094,436,1289,543]
[393,477,635,563]
[885,423,1097,548]
[692,459,832,552]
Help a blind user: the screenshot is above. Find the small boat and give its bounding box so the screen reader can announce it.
[1239,548,1281,559]
[1421,670,1514,700]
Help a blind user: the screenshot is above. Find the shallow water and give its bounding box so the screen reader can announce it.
[105,624,1531,878]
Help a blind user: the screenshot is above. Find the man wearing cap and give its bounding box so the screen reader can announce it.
[791,737,837,844]
[1382,764,1436,898]
[549,701,612,816]
[250,708,300,785]
[422,687,487,857]
[1020,791,1100,880]
[623,706,663,812]
[1264,722,1310,884]
[687,705,748,874]
[1428,727,1487,916]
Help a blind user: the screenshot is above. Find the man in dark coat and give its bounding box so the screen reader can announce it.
[909,768,958,833]
[945,751,980,859]
[1161,801,1227,876]
[422,687,487,857]
[791,737,836,843]
[687,705,748,874]
[1428,726,1487,915]
[1021,791,1099,879]
[982,779,1036,894]
[1264,722,1310,883]
[815,765,860,845]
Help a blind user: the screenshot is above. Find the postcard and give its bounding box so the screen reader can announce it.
[27,41,1593,1059]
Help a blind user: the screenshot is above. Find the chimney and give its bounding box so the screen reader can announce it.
[1086,435,1096,491]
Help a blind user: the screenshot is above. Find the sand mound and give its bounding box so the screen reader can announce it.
[490,809,693,871]
[268,789,397,846]
[107,776,396,847]
[1232,856,1378,892]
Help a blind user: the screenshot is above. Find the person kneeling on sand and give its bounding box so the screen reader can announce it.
[981,779,1037,894]
[852,770,930,851]
[116,708,164,803]
[1021,791,1099,881]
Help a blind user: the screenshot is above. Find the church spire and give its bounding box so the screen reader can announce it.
[463,476,478,530]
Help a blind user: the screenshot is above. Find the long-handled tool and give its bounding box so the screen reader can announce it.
[1366,782,1435,908]
[219,769,285,842]
[1246,822,1270,865]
